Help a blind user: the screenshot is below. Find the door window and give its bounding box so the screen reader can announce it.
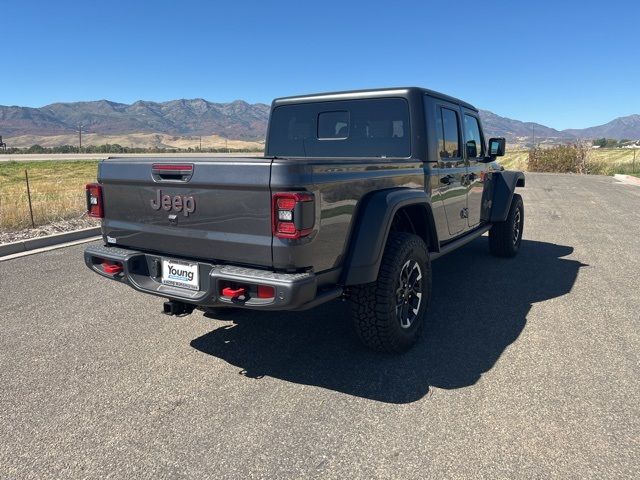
[463,114,484,159]
[436,107,460,159]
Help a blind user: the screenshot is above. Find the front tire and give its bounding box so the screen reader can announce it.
[349,232,431,353]
[489,193,524,258]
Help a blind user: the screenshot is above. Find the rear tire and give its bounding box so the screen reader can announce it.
[348,232,431,353]
[489,193,524,258]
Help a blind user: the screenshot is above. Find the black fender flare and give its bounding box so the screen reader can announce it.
[342,188,438,286]
[488,171,525,223]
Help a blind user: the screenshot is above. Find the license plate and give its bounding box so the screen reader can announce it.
[161,258,199,291]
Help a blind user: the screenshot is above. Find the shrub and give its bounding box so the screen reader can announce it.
[528,144,592,174]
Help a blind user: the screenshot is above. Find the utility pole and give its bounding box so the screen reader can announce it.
[225,138,228,153]
[78,123,83,150]
[532,124,535,149]
[199,135,202,151]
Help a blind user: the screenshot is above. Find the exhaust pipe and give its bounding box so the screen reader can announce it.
[163,300,195,316]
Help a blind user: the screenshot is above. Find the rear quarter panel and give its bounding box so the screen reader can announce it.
[270,157,425,276]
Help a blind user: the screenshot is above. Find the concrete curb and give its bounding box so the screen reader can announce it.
[614,174,640,186]
[0,227,101,258]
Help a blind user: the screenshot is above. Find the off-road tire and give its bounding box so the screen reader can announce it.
[348,232,431,353]
[489,193,524,258]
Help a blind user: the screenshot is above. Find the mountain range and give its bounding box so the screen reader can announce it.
[1,98,639,145]
[479,110,640,142]
[0,99,270,141]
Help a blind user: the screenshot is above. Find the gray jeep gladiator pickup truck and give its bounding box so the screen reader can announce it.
[84,87,525,352]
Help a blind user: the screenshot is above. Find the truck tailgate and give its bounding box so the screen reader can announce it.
[98,156,274,267]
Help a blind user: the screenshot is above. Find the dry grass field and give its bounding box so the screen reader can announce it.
[6,133,265,151]
[500,148,640,175]
[0,160,98,231]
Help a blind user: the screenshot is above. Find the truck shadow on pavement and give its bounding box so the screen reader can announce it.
[191,239,585,404]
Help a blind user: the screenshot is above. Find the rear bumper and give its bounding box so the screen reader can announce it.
[84,244,323,310]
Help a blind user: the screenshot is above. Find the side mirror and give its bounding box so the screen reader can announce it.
[488,137,506,157]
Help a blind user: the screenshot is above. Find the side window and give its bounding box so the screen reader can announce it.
[463,114,484,158]
[318,111,349,139]
[437,107,460,159]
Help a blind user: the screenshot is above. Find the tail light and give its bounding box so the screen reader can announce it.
[86,183,104,218]
[151,164,193,172]
[272,192,315,239]
[151,163,194,182]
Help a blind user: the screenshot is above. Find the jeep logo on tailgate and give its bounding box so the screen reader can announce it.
[151,190,195,216]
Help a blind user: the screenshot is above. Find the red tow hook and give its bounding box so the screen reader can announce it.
[102,262,123,275]
[221,287,247,299]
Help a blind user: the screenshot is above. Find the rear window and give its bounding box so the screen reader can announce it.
[267,98,410,158]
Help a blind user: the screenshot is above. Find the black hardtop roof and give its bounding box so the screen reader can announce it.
[272,87,478,112]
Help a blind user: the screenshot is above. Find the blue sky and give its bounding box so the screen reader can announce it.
[3,0,638,129]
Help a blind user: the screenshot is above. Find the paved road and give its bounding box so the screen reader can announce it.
[1,174,638,479]
[0,152,263,162]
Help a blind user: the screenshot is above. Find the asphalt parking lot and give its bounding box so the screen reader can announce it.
[1,173,638,479]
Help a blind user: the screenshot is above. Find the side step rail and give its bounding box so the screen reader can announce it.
[430,224,491,261]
